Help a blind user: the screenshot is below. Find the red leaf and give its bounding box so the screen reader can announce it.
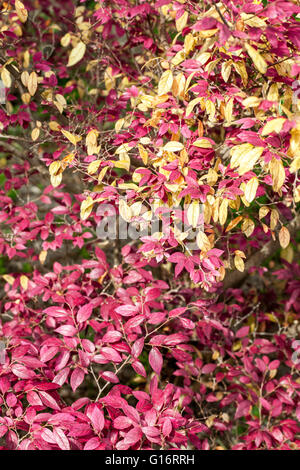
[149,347,163,375]
[53,428,70,450]
[115,304,139,316]
[70,368,85,392]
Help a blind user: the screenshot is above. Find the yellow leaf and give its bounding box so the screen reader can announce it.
[242,96,261,108]
[187,200,201,228]
[221,61,232,83]
[242,218,255,237]
[269,158,285,192]
[49,121,61,131]
[113,160,130,171]
[196,231,211,251]
[245,43,267,74]
[87,160,101,175]
[138,144,148,165]
[244,177,258,203]
[233,61,248,87]
[39,250,47,265]
[28,72,38,96]
[193,139,212,148]
[3,274,14,285]
[270,209,279,230]
[231,144,264,175]
[261,118,286,136]
[20,275,28,290]
[80,196,94,220]
[234,255,245,272]
[176,11,188,32]
[224,98,234,124]
[185,97,202,117]
[219,199,228,226]
[158,70,173,96]
[98,166,109,183]
[184,33,195,54]
[15,0,28,23]
[259,206,269,219]
[163,141,184,152]
[290,156,300,173]
[115,118,124,133]
[61,129,82,146]
[279,226,290,249]
[31,128,40,141]
[50,173,62,188]
[21,71,29,87]
[234,250,246,259]
[67,41,86,67]
[225,216,243,232]
[61,33,71,47]
[205,100,216,121]
[49,161,62,176]
[172,73,186,98]
[1,68,11,88]
[119,199,132,223]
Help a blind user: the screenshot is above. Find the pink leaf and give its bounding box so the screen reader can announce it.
[149,347,163,375]
[77,304,93,323]
[55,325,77,337]
[115,304,139,317]
[70,368,85,392]
[53,428,70,450]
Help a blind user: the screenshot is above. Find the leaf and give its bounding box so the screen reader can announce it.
[193,138,212,148]
[225,216,243,232]
[219,199,228,226]
[224,98,234,124]
[187,200,201,228]
[149,347,163,375]
[28,72,38,96]
[185,97,202,117]
[242,96,261,108]
[269,158,285,192]
[15,0,28,23]
[290,156,300,173]
[231,144,264,175]
[80,196,94,220]
[53,428,70,451]
[138,144,148,165]
[196,231,211,251]
[259,206,269,219]
[31,128,40,141]
[119,199,132,223]
[77,304,93,323]
[20,275,28,290]
[163,141,184,152]
[158,70,173,96]
[261,118,286,136]
[70,368,85,392]
[279,226,290,249]
[176,11,188,32]
[245,43,267,74]
[234,255,245,272]
[87,160,101,175]
[242,218,255,237]
[67,41,86,67]
[61,129,82,146]
[115,304,139,316]
[244,177,258,203]
[1,68,11,88]
[221,61,232,83]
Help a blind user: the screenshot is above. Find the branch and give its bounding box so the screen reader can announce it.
[223,213,300,290]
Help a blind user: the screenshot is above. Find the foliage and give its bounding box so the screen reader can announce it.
[0,0,299,450]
